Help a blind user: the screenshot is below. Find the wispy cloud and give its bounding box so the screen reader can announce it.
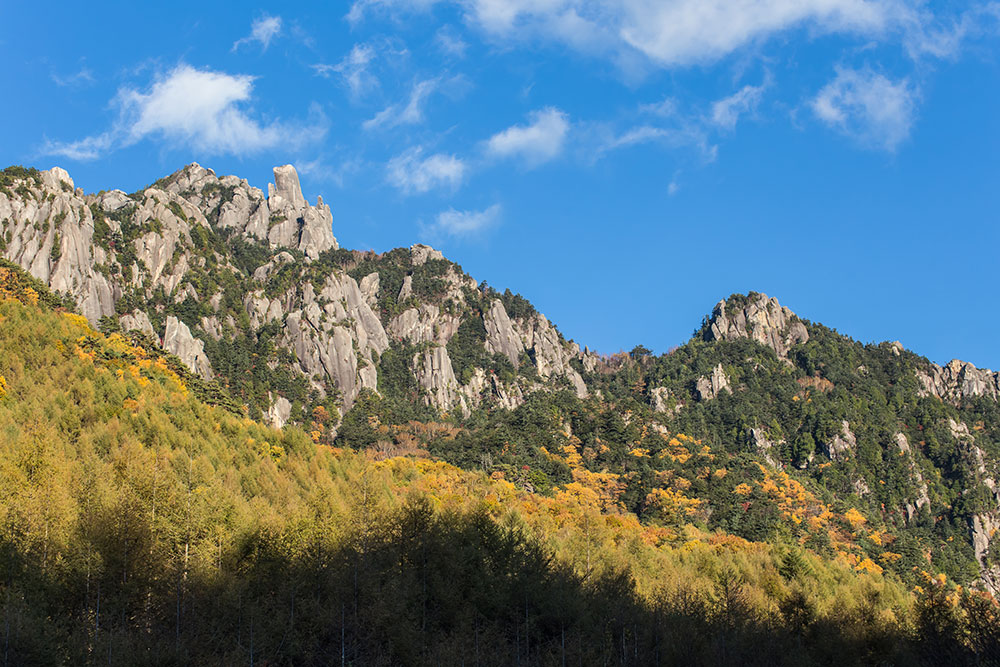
[314,44,378,97]
[436,26,468,57]
[233,14,283,51]
[486,107,569,166]
[386,147,466,193]
[711,83,766,130]
[51,67,95,88]
[44,64,323,160]
[811,65,917,151]
[426,203,502,237]
[363,78,439,130]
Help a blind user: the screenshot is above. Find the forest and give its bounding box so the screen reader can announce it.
[1,259,999,665]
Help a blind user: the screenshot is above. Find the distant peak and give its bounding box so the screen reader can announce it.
[704,292,808,358]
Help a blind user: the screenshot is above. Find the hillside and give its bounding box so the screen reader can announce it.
[2,163,1000,663]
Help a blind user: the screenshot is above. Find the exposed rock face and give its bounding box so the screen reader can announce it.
[119,310,156,338]
[917,359,1000,404]
[484,300,524,366]
[0,167,116,322]
[275,272,389,409]
[265,395,292,429]
[359,272,379,310]
[415,347,464,413]
[162,316,214,380]
[389,305,460,346]
[822,420,856,461]
[650,386,678,414]
[894,433,931,523]
[705,293,809,358]
[515,312,588,398]
[266,165,338,259]
[410,243,443,265]
[163,163,338,259]
[695,364,730,401]
[748,427,782,468]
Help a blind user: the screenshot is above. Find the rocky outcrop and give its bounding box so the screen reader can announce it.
[515,312,588,398]
[267,165,338,259]
[484,300,524,366]
[163,163,338,259]
[389,305,460,346]
[0,167,116,323]
[917,359,1000,405]
[265,394,292,429]
[119,310,156,338]
[705,293,809,358]
[359,272,379,310]
[822,420,856,461]
[162,316,213,381]
[276,272,389,409]
[415,346,464,413]
[748,427,782,468]
[650,386,679,414]
[695,364,730,401]
[410,243,443,265]
[894,433,931,523]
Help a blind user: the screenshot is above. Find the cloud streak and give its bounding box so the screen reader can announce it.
[364,78,439,130]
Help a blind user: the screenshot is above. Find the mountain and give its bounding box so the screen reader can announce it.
[3,163,1000,662]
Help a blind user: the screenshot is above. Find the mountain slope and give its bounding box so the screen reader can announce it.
[1,259,998,665]
[4,163,1000,600]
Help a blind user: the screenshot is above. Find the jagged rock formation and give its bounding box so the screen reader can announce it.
[917,359,1000,404]
[892,432,931,522]
[650,386,679,414]
[748,427,782,468]
[705,293,809,358]
[0,164,592,420]
[695,363,730,401]
[162,316,214,381]
[822,420,856,461]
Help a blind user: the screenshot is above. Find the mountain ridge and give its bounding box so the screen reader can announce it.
[5,162,1000,598]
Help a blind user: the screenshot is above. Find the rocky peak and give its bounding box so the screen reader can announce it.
[705,292,809,358]
[917,359,1000,405]
[270,164,306,209]
[265,164,337,260]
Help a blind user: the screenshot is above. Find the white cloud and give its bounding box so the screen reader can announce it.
[45,64,322,160]
[233,14,283,51]
[486,107,569,166]
[315,44,378,97]
[429,203,502,236]
[387,147,466,193]
[711,83,765,130]
[436,26,469,57]
[811,65,916,150]
[364,78,439,130]
[347,0,938,69]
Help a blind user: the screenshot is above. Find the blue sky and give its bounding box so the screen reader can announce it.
[2,1,998,369]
